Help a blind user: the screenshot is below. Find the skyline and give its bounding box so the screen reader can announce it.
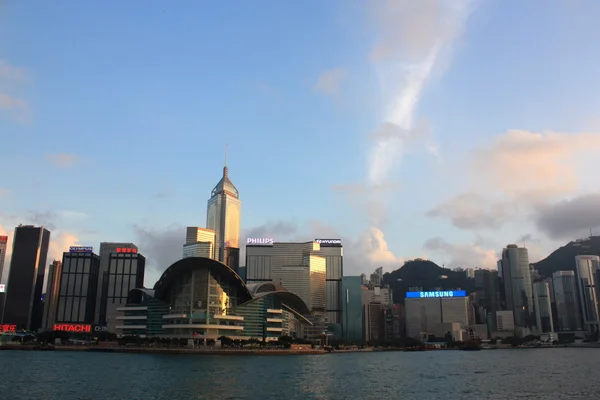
[1,1,600,287]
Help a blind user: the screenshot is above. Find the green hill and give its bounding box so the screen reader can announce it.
[383,258,474,302]
[533,236,600,278]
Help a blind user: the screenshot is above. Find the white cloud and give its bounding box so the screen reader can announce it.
[423,236,498,269]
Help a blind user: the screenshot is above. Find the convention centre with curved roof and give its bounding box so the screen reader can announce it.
[116,257,312,340]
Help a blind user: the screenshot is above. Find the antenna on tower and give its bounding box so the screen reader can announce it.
[224,143,228,167]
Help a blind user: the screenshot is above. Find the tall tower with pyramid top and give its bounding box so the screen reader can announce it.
[206,148,241,270]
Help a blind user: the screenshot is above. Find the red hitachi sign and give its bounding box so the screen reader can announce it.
[0,235,7,243]
[53,323,92,333]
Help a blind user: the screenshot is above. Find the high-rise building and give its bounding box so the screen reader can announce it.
[500,244,534,334]
[1,225,50,331]
[315,239,343,325]
[100,246,145,331]
[474,269,501,330]
[533,280,554,333]
[404,290,470,340]
[55,247,100,325]
[246,241,328,316]
[0,235,7,282]
[94,242,138,325]
[42,260,62,329]
[553,271,582,331]
[574,255,600,333]
[341,276,363,342]
[183,227,216,259]
[206,164,241,267]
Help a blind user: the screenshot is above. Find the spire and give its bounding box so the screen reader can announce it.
[223,143,228,177]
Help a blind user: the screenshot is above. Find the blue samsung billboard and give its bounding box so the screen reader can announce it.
[406,290,467,299]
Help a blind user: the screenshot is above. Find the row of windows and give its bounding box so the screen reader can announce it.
[56,296,88,323]
[60,272,91,297]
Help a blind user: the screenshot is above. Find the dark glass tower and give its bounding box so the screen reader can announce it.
[2,225,51,331]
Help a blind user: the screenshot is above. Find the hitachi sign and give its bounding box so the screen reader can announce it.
[247,238,274,245]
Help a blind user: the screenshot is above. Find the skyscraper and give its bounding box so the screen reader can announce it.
[94,242,138,324]
[552,271,582,331]
[574,255,600,333]
[183,227,216,259]
[2,225,50,331]
[500,244,534,334]
[315,239,343,325]
[55,247,100,325]
[100,246,145,332]
[42,260,62,330]
[533,280,554,333]
[0,235,7,282]
[206,164,241,268]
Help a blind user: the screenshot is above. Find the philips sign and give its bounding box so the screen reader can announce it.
[315,239,342,246]
[69,246,93,253]
[247,238,274,245]
[406,290,467,299]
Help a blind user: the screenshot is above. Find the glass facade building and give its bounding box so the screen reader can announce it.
[552,271,582,331]
[42,260,62,329]
[533,280,554,333]
[341,276,363,342]
[2,225,50,331]
[55,251,100,324]
[500,244,534,332]
[101,251,145,331]
[206,166,241,267]
[116,258,311,341]
[574,255,600,333]
[318,240,343,325]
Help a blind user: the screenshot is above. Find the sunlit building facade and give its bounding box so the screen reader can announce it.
[42,260,62,329]
[116,258,311,340]
[206,165,241,268]
[183,227,215,259]
[316,239,343,325]
[575,255,600,333]
[0,235,7,285]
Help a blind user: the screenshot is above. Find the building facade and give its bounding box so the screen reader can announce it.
[0,235,7,284]
[341,276,363,342]
[552,271,582,331]
[315,239,343,325]
[2,225,50,331]
[206,165,241,267]
[55,248,100,325]
[500,245,534,334]
[183,227,215,259]
[42,260,62,329]
[574,255,600,333]
[95,242,139,324]
[404,291,469,340]
[100,249,145,332]
[533,280,554,333]
[115,257,311,341]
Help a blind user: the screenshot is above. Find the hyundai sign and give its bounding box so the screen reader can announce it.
[69,246,93,253]
[406,290,467,298]
[315,239,342,247]
[247,238,274,245]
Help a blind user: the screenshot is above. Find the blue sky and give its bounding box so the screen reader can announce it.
[2,1,600,286]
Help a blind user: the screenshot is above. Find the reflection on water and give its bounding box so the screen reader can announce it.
[1,349,599,400]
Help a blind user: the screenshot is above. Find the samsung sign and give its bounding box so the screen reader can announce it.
[69,246,93,253]
[247,238,274,245]
[406,290,467,299]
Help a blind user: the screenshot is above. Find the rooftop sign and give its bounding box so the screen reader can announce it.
[247,238,273,245]
[406,290,467,299]
[315,239,342,246]
[0,284,5,293]
[116,247,138,253]
[0,235,7,243]
[69,246,93,253]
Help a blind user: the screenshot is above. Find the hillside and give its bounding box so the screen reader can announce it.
[382,259,474,302]
[533,236,600,278]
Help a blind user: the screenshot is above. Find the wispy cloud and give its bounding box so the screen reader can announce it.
[45,153,80,168]
[0,59,31,123]
[313,68,347,97]
[0,188,11,197]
